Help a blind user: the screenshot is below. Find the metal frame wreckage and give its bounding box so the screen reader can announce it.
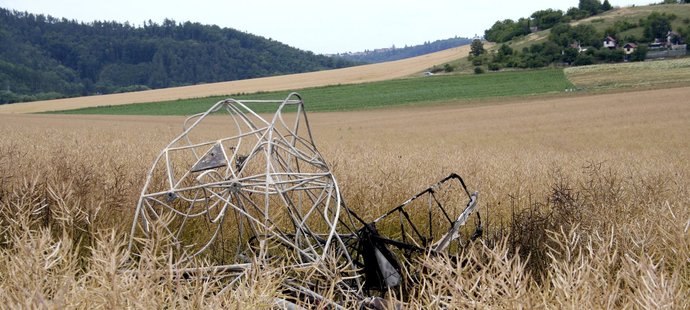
[127,93,481,308]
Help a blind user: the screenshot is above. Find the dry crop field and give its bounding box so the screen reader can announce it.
[0,86,689,308]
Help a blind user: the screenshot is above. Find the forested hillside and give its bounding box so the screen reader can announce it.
[335,37,472,63]
[0,8,357,104]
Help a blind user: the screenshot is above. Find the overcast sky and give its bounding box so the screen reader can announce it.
[0,0,655,54]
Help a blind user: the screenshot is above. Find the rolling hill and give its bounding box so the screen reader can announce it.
[0,8,357,104]
[0,45,472,114]
[334,37,473,63]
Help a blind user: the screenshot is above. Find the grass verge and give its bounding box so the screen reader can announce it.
[565,58,690,90]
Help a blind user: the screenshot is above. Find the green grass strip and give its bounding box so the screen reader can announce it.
[51,69,573,115]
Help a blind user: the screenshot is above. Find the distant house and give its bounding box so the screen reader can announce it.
[623,43,637,61]
[603,36,617,49]
[646,32,688,59]
[649,40,665,50]
[667,31,682,46]
[570,41,587,53]
[649,31,684,50]
[623,43,637,55]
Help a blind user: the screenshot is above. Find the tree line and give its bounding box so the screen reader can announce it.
[0,8,356,104]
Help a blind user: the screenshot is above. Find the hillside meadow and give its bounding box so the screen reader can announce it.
[507,3,690,52]
[571,4,690,40]
[0,85,688,307]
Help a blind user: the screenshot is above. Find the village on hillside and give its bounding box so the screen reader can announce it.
[465,2,690,72]
[577,30,686,61]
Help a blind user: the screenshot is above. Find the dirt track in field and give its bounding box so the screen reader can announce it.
[0,45,472,114]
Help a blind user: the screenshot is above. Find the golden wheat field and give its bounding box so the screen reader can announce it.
[0,86,689,308]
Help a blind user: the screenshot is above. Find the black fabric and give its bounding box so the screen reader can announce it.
[356,223,403,291]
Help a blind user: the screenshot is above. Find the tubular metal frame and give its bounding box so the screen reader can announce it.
[127,93,481,305]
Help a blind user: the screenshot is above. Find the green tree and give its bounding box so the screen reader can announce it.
[549,23,600,48]
[602,0,612,11]
[566,7,590,20]
[537,41,563,62]
[595,47,624,62]
[604,26,619,41]
[572,24,601,47]
[631,45,648,61]
[496,44,514,62]
[573,53,594,66]
[499,44,514,56]
[531,9,565,30]
[562,47,580,64]
[549,23,574,47]
[643,12,674,41]
[579,0,602,16]
[484,19,530,42]
[469,39,486,57]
